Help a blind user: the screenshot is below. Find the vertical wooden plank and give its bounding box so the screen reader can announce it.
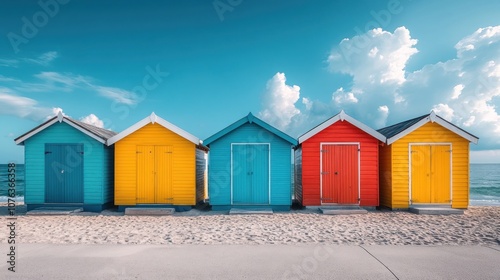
[321,145,334,203]
[232,145,247,204]
[155,145,173,203]
[431,145,451,203]
[335,145,358,204]
[137,145,155,203]
[411,145,431,203]
[64,144,84,203]
[45,144,63,203]
[252,144,269,204]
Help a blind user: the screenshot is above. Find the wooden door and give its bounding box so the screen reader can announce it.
[411,145,451,204]
[232,144,269,205]
[321,144,359,204]
[45,144,84,203]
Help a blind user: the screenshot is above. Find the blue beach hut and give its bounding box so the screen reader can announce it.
[204,113,297,211]
[14,112,116,212]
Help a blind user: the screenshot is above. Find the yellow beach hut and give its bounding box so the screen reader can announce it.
[107,113,207,210]
[377,111,479,209]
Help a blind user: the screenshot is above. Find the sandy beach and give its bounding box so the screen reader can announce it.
[1,206,499,246]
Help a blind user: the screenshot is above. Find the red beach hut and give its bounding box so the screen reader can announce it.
[294,110,386,207]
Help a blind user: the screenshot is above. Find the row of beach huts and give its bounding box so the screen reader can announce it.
[14,110,478,212]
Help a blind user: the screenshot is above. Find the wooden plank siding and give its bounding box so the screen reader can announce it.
[207,123,293,207]
[114,123,197,206]
[294,147,303,203]
[383,122,470,209]
[196,148,208,203]
[299,120,380,206]
[23,122,112,207]
[378,144,392,208]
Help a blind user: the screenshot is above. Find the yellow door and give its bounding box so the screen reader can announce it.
[411,145,451,204]
[137,145,155,203]
[155,146,173,203]
[411,145,431,203]
[431,145,451,203]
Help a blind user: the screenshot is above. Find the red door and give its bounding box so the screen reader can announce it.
[321,144,359,204]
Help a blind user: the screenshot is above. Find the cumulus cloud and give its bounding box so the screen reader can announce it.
[332,87,359,104]
[328,27,418,86]
[259,72,301,131]
[80,114,104,128]
[376,105,389,127]
[432,104,454,122]
[273,25,500,151]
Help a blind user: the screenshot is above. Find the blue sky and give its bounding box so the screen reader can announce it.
[1,0,500,163]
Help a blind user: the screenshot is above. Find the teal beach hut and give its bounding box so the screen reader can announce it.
[14,112,116,212]
[204,113,297,211]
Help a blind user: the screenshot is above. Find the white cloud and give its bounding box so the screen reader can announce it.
[302,97,312,110]
[455,26,500,58]
[34,71,90,88]
[328,27,418,86]
[0,58,19,67]
[258,72,301,131]
[80,114,104,128]
[332,87,359,104]
[0,51,136,105]
[24,51,58,66]
[0,51,58,67]
[0,90,58,121]
[276,25,500,152]
[9,71,138,105]
[376,105,389,127]
[432,104,454,122]
[451,84,464,99]
[0,75,20,83]
[94,85,138,105]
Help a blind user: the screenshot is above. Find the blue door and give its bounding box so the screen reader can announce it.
[45,144,84,203]
[232,144,269,204]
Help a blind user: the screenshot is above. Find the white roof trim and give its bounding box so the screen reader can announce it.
[298,110,386,143]
[15,117,106,145]
[106,112,200,146]
[57,111,64,122]
[386,112,479,145]
[15,118,58,145]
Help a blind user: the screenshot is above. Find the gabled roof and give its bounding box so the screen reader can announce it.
[107,112,201,146]
[15,111,117,145]
[298,110,386,143]
[204,112,297,146]
[377,111,479,145]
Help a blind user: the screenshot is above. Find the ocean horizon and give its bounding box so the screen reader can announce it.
[1,163,499,206]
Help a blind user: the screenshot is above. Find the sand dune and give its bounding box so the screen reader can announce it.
[1,207,499,245]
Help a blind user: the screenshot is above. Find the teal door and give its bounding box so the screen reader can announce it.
[45,144,84,203]
[232,144,269,204]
